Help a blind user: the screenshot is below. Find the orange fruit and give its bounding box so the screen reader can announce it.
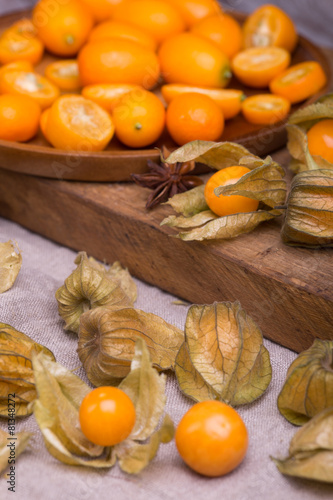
[269,61,327,104]
[161,85,244,120]
[79,387,136,447]
[232,47,290,88]
[113,89,165,148]
[81,0,124,22]
[45,60,81,91]
[0,70,60,109]
[0,60,34,79]
[167,0,222,28]
[32,0,94,56]
[45,95,114,151]
[112,0,185,46]
[0,19,44,65]
[40,107,50,140]
[88,21,157,51]
[242,94,290,125]
[166,92,224,146]
[0,94,41,142]
[307,119,333,164]
[204,166,259,216]
[175,401,248,477]
[78,39,160,89]
[243,4,298,53]
[82,84,141,112]
[159,33,231,88]
[2,19,38,40]
[191,13,242,59]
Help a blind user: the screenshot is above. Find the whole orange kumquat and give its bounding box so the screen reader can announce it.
[307,119,333,164]
[88,21,157,51]
[0,94,41,142]
[79,386,136,447]
[78,39,160,89]
[32,0,93,56]
[204,166,259,216]
[166,92,224,146]
[175,401,248,477]
[167,0,222,28]
[191,13,242,59]
[113,89,165,148]
[159,33,231,88]
[81,0,124,22]
[112,0,185,46]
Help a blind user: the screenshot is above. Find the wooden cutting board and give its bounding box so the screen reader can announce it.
[0,143,332,353]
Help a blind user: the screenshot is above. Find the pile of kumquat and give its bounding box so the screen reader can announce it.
[0,0,328,150]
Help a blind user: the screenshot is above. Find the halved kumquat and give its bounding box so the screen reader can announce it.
[243,4,298,53]
[78,40,160,89]
[242,94,290,125]
[88,21,157,51]
[269,61,327,104]
[82,84,142,112]
[232,47,290,88]
[191,13,242,59]
[161,85,244,119]
[45,60,81,91]
[0,93,41,142]
[45,95,114,151]
[0,22,44,65]
[0,60,34,79]
[0,70,60,109]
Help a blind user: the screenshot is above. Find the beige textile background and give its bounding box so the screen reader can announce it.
[1,1,333,499]
[1,220,333,500]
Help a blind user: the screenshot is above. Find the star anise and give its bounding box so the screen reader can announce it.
[131,146,204,209]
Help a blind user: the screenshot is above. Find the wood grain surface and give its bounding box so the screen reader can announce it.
[0,143,332,353]
[0,10,332,181]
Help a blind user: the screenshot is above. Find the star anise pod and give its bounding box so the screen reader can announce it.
[131,146,204,209]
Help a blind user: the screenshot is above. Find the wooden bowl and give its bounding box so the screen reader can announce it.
[0,9,331,181]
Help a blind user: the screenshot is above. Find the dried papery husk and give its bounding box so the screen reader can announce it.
[0,240,22,293]
[55,252,134,334]
[161,147,286,241]
[32,340,174,473]
[175,302,272,405]
[281,169,333,247]
[272,407,333,483]
[0,323,55,417]
[77,307,184,387]
[287,93,333,173]
[0,429,32,473]
[278,339,333,426]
